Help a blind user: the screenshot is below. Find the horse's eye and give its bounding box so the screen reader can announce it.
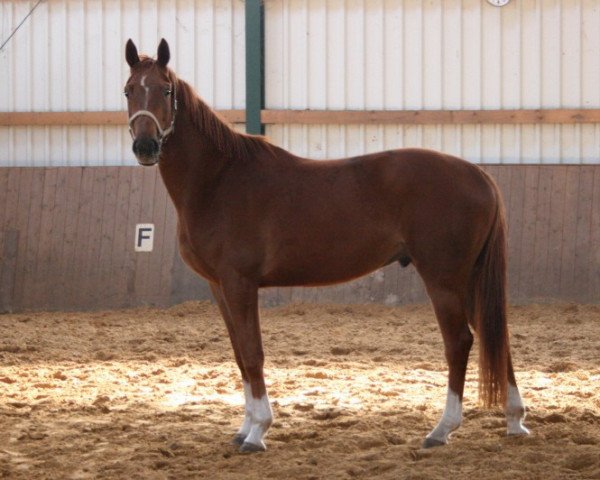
[124,91,129,98]
[164,89,172,97]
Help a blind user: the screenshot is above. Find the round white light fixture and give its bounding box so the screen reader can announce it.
[487,0,511,6]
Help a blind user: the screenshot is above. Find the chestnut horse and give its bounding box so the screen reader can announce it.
[124,39,529,452]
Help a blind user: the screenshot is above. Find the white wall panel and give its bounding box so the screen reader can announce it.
[0,0,245,166]
[2,0,599,166]
[265,0,600,164]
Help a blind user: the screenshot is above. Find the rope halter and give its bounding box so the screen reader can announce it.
[128,82,178,145]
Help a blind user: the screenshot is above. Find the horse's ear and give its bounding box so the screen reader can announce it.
[126,39,140,68]
[157,38,170,68]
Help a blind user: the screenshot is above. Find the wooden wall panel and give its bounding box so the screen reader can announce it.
[592,168,600,298]
[67,168,95,308]
[58,169,84,309]
[12,169,35,310]
[559,168,581,299]
[0,164,598,313]
[531,167,553,298]
[109,168,134,305]
[574,166,595,301]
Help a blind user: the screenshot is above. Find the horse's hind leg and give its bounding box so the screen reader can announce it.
[506,354,529,436]
[423,286,473,448]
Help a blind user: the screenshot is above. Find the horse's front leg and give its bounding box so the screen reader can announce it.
[209,283,254,446]
[216,275,272,452]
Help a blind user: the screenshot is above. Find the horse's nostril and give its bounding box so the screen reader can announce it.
[133,138,160,157]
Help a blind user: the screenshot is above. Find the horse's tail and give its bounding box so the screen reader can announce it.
[470,180,509,408]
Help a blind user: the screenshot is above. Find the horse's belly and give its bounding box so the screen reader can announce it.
[260,237,401,287]
[261,261,386,288]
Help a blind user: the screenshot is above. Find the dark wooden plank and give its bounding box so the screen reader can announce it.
[0,169,21,311]
[0,230,19,313]
[44,168,70,310]
[573,165,595,302]
[11,168,35,311]
[547,166,569,301]
[88,168,110,308]
[94,167,120,307]
[0,169,9,276]
[32,168,67,309]
[157,182,178,305]
[0,168,9,237]
[531,166,553,298]
[1,169,21,231]
[79,168,107,309]
[108,167,134,308]
[23,168,50,310]
[57,168,83,310]
[517,166,540,300]
[506,166,526,302]
[124,167,144,307]
[591,167,600,301]
[66,168,95,309]
[558,167,581,300]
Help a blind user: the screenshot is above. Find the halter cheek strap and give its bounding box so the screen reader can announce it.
[128,82,178,144]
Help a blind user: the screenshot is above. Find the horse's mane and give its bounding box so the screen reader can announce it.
[164,68,272,161]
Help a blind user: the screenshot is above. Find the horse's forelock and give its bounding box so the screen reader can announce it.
[131,55,172,83]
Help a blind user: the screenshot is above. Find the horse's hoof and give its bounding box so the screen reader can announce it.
[239,441,266,453]
[232,434,246,446]
[507,426,531,436]
[422,437,446,449]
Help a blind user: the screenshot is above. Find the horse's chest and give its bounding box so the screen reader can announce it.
[177,226,218,283]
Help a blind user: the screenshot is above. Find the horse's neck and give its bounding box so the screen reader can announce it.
[158,112,228,210]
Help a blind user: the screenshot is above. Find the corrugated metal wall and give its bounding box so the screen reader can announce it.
[0,0,245,166]
[1,0,599,166]
[265,0,600,163]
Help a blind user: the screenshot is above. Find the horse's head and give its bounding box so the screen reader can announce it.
[124,39,177,166]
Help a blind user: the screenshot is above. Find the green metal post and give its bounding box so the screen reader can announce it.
[245,0,265,135]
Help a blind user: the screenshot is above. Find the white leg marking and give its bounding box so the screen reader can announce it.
[243,393,273,449]
[238,381,273,450]
[506,384,530,435]
[426,388,463,444]
[236,381,253,439]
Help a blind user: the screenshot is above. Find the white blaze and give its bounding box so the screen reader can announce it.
[140,75,149,108]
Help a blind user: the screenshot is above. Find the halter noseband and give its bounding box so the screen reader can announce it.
[128,82,178,144]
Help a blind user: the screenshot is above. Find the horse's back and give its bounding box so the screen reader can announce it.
[289,147,498,232]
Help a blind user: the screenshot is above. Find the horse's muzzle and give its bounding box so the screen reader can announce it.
[132,137,160,166]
